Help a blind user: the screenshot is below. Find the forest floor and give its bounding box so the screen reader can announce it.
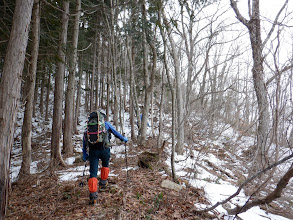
[6,114,293,220]
[6,138,217,220]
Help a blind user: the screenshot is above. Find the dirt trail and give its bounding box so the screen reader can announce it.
[6,142,214,220]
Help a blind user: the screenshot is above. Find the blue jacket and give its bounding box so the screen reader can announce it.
[82,121,128,161]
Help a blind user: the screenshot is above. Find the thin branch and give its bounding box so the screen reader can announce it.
[262,0,288,49]
[227,163,293,215]
[78,42,92,52]
[193,152,293,213]
[230,0,249,26]
[265,63,293,86]
[42,0,81,16]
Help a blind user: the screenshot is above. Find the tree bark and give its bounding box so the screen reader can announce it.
[32,72,38,117]
[127,38,137,140]
[162,10,185,155]
[0,0,33,218]
[19,0,41,178]
[90,27,97,112]
[95,31,101,111]
[45,70,51,121]
[39,62,45,116]
[85,67,89,112]
[74,55,83,134]
[50,0,69,168]
[157,69,165,148]
[159,8,177,182]
[100,39,107,109]
[128,39,140,138]
[230,0,288,166]
[106,46,110,121]
[63,0,81,156]
[139,0,150,146]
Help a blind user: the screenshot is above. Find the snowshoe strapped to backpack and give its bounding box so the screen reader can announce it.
[87,111,107,146]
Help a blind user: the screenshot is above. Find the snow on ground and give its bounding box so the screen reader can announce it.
[170,152,292,220]
[164,124,292,220]
[10,108,291,220]
[57,110,135,182]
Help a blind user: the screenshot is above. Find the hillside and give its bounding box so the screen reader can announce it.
[6,110,293,220]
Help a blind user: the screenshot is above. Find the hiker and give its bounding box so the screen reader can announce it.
[82,111,128,205]
[137,113,150,135]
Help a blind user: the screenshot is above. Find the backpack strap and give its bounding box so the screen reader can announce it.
[97,112,100,141]
[86,112,100,145]
[87,130,106,135]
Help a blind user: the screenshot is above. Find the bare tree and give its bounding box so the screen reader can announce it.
[158,7,177,182]
[127,37,138,140]
[139,0,157,146]
[230,0,289,166]
[157,69,165,148]
[161,5,185,155]
[0,0,33,218]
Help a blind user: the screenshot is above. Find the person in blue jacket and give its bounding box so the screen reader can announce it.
[82,111,128,205]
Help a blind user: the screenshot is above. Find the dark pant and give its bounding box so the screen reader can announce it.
[89,147,110,178]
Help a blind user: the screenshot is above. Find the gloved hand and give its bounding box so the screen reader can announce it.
[83,153,89,162]
[123,136,128,143]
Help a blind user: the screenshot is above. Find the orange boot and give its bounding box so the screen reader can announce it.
[99,167,109,191]
[88,177,98,205]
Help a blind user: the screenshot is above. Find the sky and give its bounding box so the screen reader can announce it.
[9,0,293,218]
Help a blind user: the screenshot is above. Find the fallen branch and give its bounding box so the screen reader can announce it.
[226,163,293,215]
[193,152,293,214]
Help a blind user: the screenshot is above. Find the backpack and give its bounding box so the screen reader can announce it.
[87,111,109,147]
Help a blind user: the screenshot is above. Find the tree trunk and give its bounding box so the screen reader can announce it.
[162,10,184,155]
[45,70,51,121]
[50,0,69,168]
[106,47,110,121]
[157,69,165,148]
[63,0,81,156]
[139,0,150,146]
[119,48,124,134]
[147,40,157,139]
[127,38,136,140]
[90,29,97,112]
[39,62,45,116]
[85,68,89,112]
[32,73,38,117]
[19,0,40,178]
[95,32,101,110]
[128,39,140,138]
[109,0,119,128]
[229,0,286,166]
[74,55,83,134]
[159,8,177,182]
[100,40,107,109]
[248,7,270,165]
[0,0,33,218]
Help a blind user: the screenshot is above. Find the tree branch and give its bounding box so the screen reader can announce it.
[226,163,293,215]
[262,0,288,49]
[193,152,293,214]
[265,63,293,86]
[230,0,249,26]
